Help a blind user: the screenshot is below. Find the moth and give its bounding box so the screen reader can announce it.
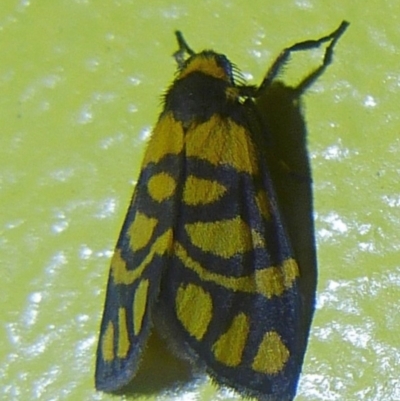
[95,21,349,400]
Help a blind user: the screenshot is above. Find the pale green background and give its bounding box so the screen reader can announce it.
[1,1,399,400]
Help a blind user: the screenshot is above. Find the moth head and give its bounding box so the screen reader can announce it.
[176,51,234,84]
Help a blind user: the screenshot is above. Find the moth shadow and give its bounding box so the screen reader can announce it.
[255,80,318,362]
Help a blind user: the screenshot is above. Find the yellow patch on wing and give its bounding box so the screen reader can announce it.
[176,283,213,341]
[174,243,298,299]
[117,308,130,358]
[133,279,150,335]
[213,313,250,367]
[185,115,259,174]
[101,321,115,362]
[147,172,177,202]
[251,229,266,248]
[252,331,290,374]
[183,175,227,205]
[128,212,158,252]
[142,112,184,166]
[112,229,173,285]
[255,258,299,298]
[185,217,264,258]
[255,190,271,220]
[282,258,300,288]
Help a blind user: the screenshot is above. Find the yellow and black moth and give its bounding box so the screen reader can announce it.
[95,21,349,401]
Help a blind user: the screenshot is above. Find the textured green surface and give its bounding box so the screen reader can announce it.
[1,1,399,400]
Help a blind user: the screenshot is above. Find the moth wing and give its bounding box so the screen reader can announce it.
[95,113,184,392]
[155,115,302,400]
